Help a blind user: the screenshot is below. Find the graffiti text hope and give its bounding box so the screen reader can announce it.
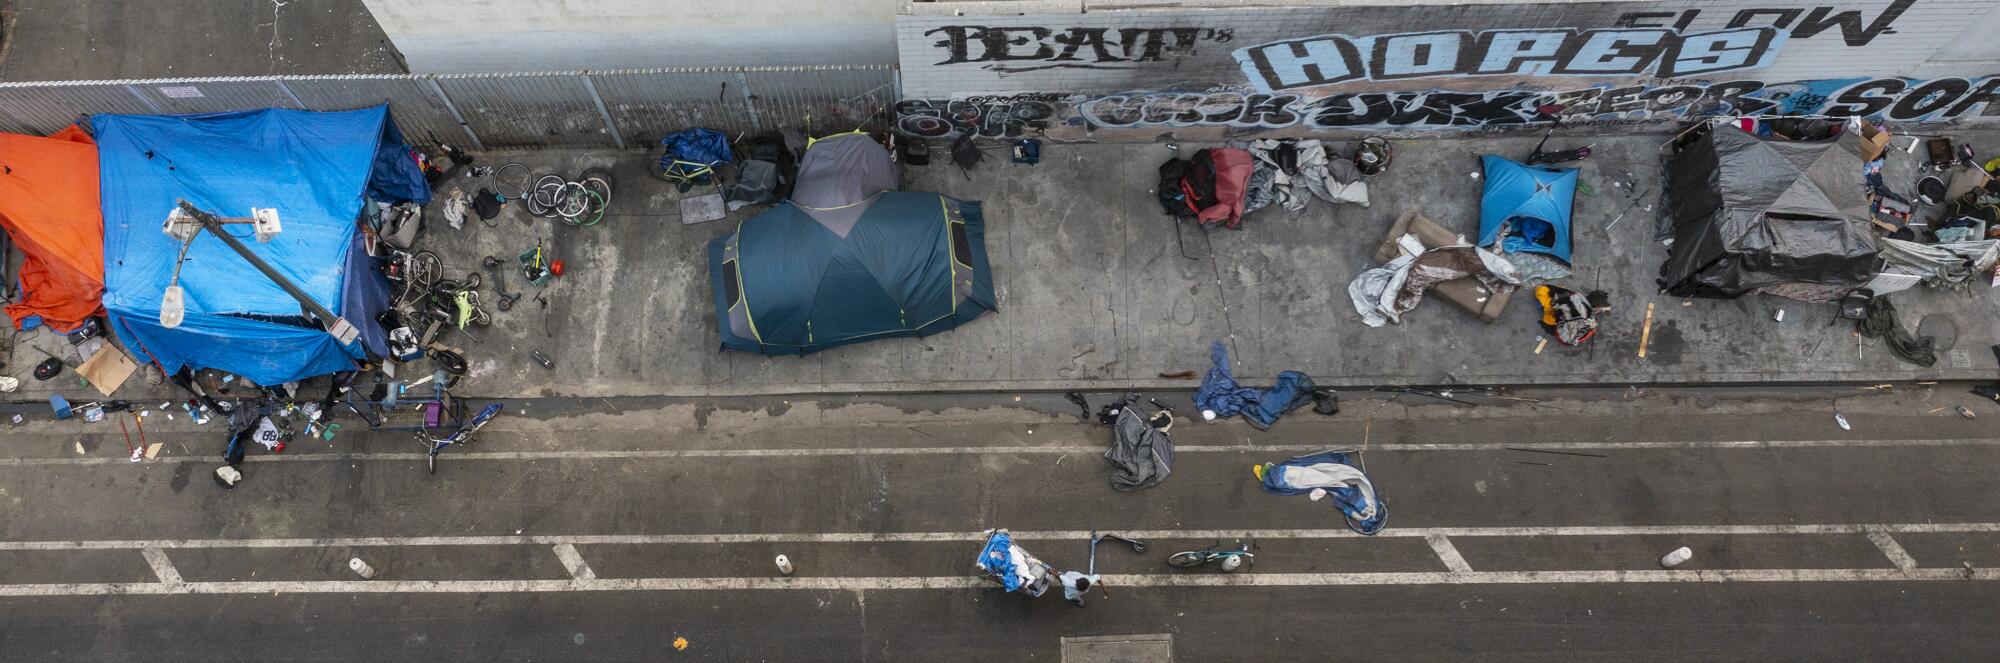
[1237,28,1786,91]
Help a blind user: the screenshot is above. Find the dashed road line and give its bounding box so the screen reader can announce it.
[552,543,597,580]
[141,548,182,584]
[2,437,1994,466]
[1426,534,1474,573]
[0,568,1992,597]
[1864,526,1920,572]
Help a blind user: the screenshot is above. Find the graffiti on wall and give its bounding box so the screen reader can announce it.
[894,1,1999,134]
[1232,1,1915,91]
[1056,77,2000,131]
[893,96,1065,138]
[1234,28,1784,91]
[926,26,1234,71]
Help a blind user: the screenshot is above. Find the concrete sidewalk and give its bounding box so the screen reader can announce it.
[404,128,2000,398]
[10,129,1998,406]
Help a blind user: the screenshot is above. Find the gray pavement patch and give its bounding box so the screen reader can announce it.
[0,550,157,585]
[1888,533,2000,572]
[167,545,575,583]
[1449,534,1897,572]
[1062,634,1173,663]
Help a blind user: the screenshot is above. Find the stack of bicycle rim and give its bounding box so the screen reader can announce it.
[524,168,615,226]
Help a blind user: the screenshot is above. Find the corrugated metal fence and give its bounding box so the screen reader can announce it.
[0,66,897,150]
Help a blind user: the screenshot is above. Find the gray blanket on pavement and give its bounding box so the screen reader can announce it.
[1106,405,1174,491]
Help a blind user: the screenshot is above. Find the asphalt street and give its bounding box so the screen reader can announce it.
[0,386,1996,661]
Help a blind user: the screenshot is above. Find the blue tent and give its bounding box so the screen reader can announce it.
[708,192,996,355]
[96,106,428,385]
[1477,155,1577,265]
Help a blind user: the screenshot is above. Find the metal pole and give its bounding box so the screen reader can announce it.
[736,71,760,133]
[273,79,307,109]
[123,84,165,114]
[577,73,624,149]
[423,77,485,151]
[177,201,353,345]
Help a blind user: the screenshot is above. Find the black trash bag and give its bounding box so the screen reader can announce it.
[472,188,504,220]
[1971,383,2000,405]
[726,160,780,206]
[951,133,983,171]
[1856,296,1937,367]
[1105,402,1174,492]
[1311,388,1340,415]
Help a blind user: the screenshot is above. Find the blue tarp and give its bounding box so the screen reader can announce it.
[976,530,1025,591]
[1477,155,1577,265]
[96,106,423,385]
[1194,340,1317,429]
[1259,450,1388,535]
[660,128,734,168]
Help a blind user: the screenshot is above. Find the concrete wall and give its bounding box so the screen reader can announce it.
[361,0,901,73]
[893,0,2000,138]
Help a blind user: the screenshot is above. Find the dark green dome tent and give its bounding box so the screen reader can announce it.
[708,133,996,355]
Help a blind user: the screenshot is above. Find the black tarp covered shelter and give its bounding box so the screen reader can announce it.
[1657,123,1878,300]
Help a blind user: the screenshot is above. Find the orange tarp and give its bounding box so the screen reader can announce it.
[0,125,104,332]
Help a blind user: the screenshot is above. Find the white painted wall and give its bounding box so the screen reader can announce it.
[361,0,901,73]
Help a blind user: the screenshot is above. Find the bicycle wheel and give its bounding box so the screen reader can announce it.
[562,189,605,227]
[555,181,591,219]
[580,167,615,208]
[495,162,533,199]
[646,153,672,182]
[1166,551,1209,568]
[527,175,566,218]
[427,447,438,474]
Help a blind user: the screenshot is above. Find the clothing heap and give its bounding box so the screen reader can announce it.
[1242,138,1369,215]
[1348,233,1521,327]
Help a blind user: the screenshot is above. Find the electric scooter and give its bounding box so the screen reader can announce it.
[1526,104,1592,166]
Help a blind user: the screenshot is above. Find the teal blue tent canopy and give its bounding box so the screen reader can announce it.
[708,191,996,354]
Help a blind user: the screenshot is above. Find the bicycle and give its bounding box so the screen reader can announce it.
[418,402,503,474]
[424,271,491,329]
[384,249,441,309]
[1167,540,1255,571]
[648,128,733,192]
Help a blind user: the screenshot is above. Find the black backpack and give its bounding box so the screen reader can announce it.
[1183,149,1221,213]
[1157,157,1194,217]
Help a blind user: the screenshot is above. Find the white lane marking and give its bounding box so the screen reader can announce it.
[0,568,1993,596]
[1864,526,1919,572]
[141,548,182,584]
[4,437,1996,466]
[1426,534,1473,573]
[4,522,1996,551]
[552,544,596,580]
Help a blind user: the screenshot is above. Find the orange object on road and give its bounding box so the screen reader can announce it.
[0,125,105,332]
[550,259,565,277]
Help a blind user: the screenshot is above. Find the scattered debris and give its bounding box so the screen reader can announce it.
[1834,412,1852,430]
[1637,302,1656,358]
[1660,546,1693,568]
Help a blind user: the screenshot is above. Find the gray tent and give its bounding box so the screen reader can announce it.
[1658,123,1879,299]
[790,132,900,234]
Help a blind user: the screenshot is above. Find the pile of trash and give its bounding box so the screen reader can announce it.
[1156,138,1389,229]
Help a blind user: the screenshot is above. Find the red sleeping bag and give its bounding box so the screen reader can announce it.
[1181,147,1254,229]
